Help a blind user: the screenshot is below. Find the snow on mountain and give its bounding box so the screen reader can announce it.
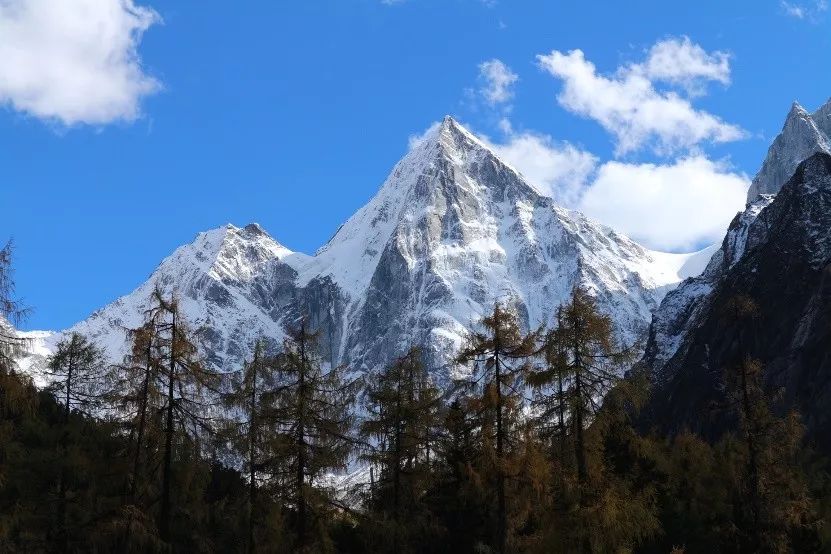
[746,99,831,202]
[20,117,711,382]
[645,98,831,377]
[644,153,831,446]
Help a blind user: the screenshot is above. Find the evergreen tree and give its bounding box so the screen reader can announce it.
[455,301,539,554]
[273,319,356,552]
[359,347,442,553]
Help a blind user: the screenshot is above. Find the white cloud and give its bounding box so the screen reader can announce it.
[0,0,161,126]
[488,130,598,206]
[782,1,807,17]
[536,45,745,155]
[781,0,827,19]
[640,36,730,95]
[485,126,747,251]
[408,120,442,149]
[578,156,749,251]
[478,59,518,106]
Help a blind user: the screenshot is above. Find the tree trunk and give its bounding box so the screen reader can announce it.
[494,331,506,554]
[58,353,74,554]
[296,325,307,550]
[248,347,258,554]
[130,343,152,502]
[161,311,176,542]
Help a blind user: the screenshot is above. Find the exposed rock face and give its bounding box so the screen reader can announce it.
[643,153,831,447]
[21,117,705,383]
[746,99,831,202]
[645,98,831,376]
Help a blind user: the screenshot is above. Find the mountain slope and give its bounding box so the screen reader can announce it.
[644,153,831,447]
[21,117,710,381]
[644,98,831,373]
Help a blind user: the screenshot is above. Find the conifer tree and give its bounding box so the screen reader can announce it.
[273,319,356,552]
[0,241,28,377]
[147,288,222,543]
[46,332,108,551]
[360,347,442,552]
[719,294,820,551]
[109,315,168,550]
[456,301,538,554]
[0,239,32,498]
[47,332,107,421]
[425,398,488,552]
[556,287,632,488]
[222,338,284,554]
[527,307,570,473]
[122,320,164,505]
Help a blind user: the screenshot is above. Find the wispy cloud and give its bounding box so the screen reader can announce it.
[0,0,161,126]
[477,59,518,106]
[781,0,828,20]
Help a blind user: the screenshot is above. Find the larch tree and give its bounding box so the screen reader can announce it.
[147,288,222,543]
[555,287,632,489]
[46,332,107,422]
[455,301,539,554]
[0,240,33,500]
[718,294,820,551]
[360,347,442,552]
[222,338,284,554]
[109,315,168,550]
[273,319,356,552]
[527,287,636,554]
[527,307,571,475]
[46,331,107,552]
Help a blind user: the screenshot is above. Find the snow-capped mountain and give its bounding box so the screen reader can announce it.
[643,152,831,447]
[746,99,831,202]
[20,117,709,383]
[644,98,831,377]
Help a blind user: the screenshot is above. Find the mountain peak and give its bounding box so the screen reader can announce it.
[746,99,831,202]
[787,101,809,121]
[166,223,293,286]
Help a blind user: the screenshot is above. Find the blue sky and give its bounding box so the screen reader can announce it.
[1,0,829,330]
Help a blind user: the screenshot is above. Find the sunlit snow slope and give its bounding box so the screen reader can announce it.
[18,117,713,382]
